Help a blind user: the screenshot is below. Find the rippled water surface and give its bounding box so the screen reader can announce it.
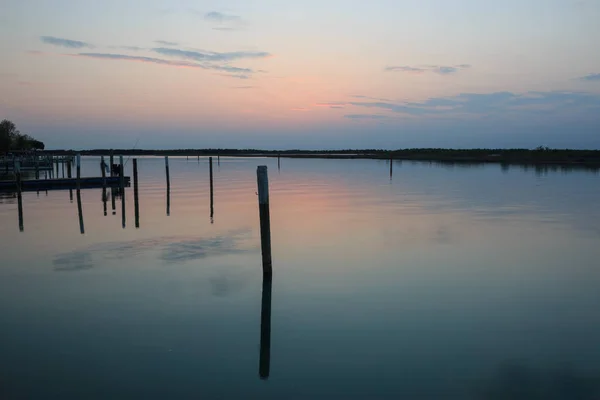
[1,157,600,399]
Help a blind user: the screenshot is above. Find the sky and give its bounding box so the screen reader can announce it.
[1,0,599,149]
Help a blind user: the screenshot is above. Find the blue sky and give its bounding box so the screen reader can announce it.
[1,0,599,149]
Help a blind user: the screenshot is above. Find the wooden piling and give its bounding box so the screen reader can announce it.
[209,156,214,221]
[66,160,73,202]
[133,159,139,228]
[165,156,170,189]
[120,155,125,228]
[389,156,393,179]
[119,155,125,192]
[218,154,220,166]
[100,156,106,186]
[257,166,272,273]
[15,161,23,232]
[76,154,81,190]
[259,273,273,379]
[109,151,114,177]
[61,161,65,178]
[35,157,40,180]
[277,154,280,171]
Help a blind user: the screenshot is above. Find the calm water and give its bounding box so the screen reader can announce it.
[1,157,600,399]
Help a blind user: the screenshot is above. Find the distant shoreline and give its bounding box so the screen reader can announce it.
[40,148,600,168]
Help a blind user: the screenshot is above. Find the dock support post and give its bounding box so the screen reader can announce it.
[120,155,125,228]
[257,166,272,274]
[278,154,280,171]
[218,154,220,166]
[389,155,393,179]
[109,151,114,177]
[15,161,23,232]
[133,159,139,228]
[76,154,81,190]
[209,156,214,221]
[165,156,170,216]
[259,273,273,379]
[100,156,106,186]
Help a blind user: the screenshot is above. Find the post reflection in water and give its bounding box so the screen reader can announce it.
[17,190,24,232]
[102,187,108,216]
[76,189,84,234]
[133,159,140,228]
[166,185,170,216]
[259,272,273,380]
[111,188,116,215]
[121,188,126,229]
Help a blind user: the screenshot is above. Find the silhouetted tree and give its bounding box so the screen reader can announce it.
[0,119,45,152]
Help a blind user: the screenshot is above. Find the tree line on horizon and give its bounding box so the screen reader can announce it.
[0,119,45,153]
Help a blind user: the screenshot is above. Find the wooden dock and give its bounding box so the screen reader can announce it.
[0,176,130,192]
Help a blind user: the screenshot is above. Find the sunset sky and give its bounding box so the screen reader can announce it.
[1,0,599,149]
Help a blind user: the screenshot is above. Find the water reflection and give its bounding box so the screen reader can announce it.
[17,189,23,232]
[76,188,84,234]
[52,230,256,271]
[259,273,272,380]
[480,361,600,399]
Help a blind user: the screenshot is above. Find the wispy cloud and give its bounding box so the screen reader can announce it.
[291,108,309,111]
[203,11,246,31]
[153,47,270,62]
[347,91,600,119]
[155,40,179,46]
[70,53,252,75]
[40,36,92,49]
[345,114,390,119]
[113,45,145,51]
[218,74,250,79]
[385,64,471,75]
[580,73,600,82]
[204,11,241,23]
[233,86,254,89]
[314,102,348,108]
[385,66,426,74]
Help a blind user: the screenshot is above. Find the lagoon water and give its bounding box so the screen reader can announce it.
[1,157,600,399]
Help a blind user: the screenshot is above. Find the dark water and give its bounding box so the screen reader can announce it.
[1,157,600,399]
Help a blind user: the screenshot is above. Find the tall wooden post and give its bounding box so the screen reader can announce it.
[257,166,272,273]
[100,156,106,186]
[133,159,140,228]
[389,155,393,179]
[209,156,214,221]
[109,151,114,177]
[76,154,81,190]
[120,155,125,228]
[15,161,23,232]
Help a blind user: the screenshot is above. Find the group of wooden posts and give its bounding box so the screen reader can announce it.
[13,154,274,378]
